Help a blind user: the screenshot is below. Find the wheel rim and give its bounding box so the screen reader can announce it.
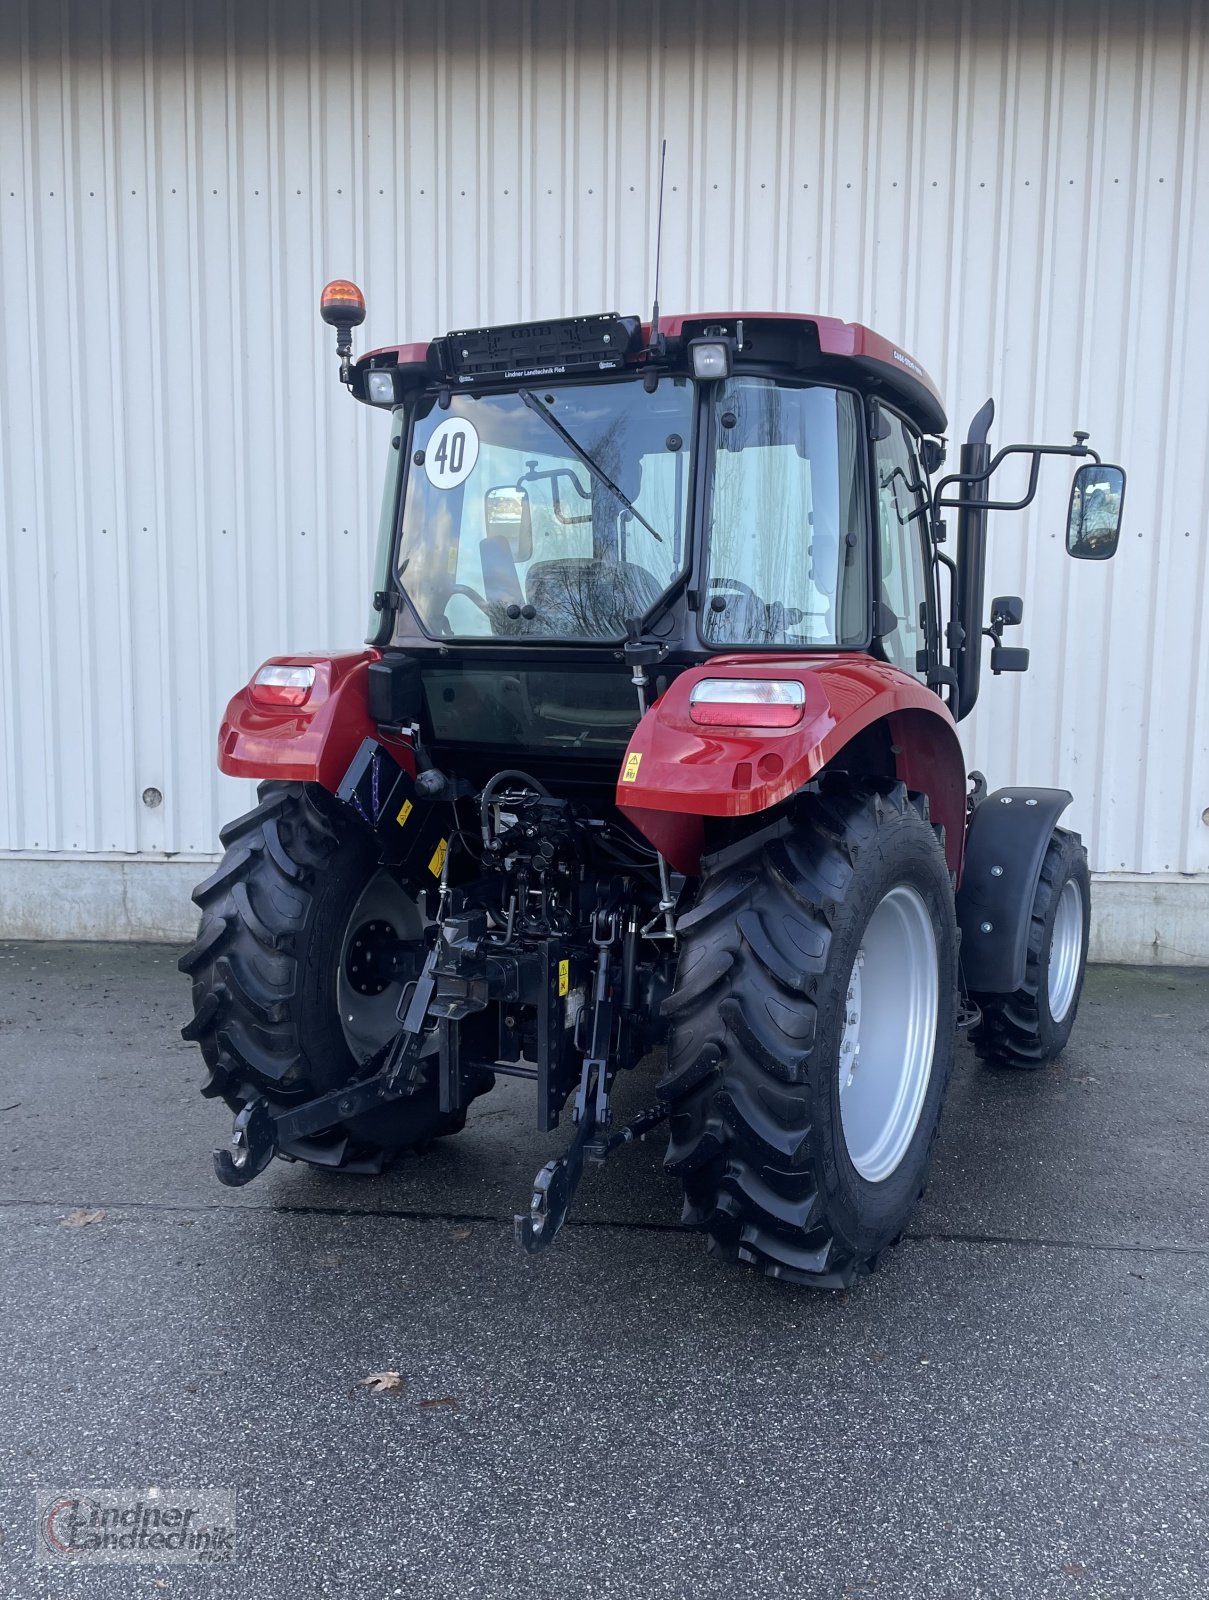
[838,884,939,1184]
[1048,877,1084,1023]
[336,871,424,1063]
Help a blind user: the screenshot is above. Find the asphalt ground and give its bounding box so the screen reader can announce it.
[0,941,1206,1599]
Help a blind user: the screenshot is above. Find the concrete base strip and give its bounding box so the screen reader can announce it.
[0,854,1206,963]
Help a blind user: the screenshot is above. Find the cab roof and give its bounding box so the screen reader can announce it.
[355,310,947,436]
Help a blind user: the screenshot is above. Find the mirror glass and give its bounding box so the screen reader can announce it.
[483,486,533,560]
[1066,463,1125,559]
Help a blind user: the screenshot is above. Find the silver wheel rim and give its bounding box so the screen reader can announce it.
[1048,877,1083,1023]
[336,871,424,1063]
[838,884,939,1184]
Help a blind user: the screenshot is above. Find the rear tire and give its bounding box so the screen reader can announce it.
[179,781,489,1168]
[970,828,1091,1069]
[660,783,958,1287]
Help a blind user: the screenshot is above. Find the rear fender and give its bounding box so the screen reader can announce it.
[956,787,1073,992]
[616,655,966,879]
[217,652,416,788]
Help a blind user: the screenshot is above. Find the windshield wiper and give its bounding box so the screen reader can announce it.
[517,389,663,544]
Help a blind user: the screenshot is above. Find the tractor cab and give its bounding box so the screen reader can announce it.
[345,305,1122,777]
[340,309,961,786]
[383,325,880,655]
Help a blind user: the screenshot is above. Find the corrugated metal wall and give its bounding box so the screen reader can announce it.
[1,0,1207,886]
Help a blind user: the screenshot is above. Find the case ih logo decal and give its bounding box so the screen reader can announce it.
[891,347,925,378]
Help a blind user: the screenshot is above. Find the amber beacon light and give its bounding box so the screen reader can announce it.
[320,279,367,383]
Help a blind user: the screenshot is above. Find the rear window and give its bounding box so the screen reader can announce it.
[703,380,868,648]
[421,666,676,753]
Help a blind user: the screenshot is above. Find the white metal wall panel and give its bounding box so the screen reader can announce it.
[1,0,1206,888]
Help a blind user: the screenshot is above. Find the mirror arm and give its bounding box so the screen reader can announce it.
[934,449,1040,513]
[933,438,1102,514]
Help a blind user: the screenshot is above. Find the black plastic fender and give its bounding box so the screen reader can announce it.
[956,787,1073,993]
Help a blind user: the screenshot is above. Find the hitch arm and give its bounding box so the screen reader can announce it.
[515,1086,599,1254]
[213,1098,278,1187]
[514,1097,671,1253]
[515,911,616,1252]
[212,947,441,1187]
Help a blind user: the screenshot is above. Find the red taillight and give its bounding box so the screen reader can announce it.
[691,701,803,727]
[688,677,806,728]
[250,664,316,708]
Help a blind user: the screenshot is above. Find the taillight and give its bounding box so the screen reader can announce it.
[688,678,806,727]
[250,664,316,708]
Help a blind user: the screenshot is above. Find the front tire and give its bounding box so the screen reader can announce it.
[179,781,489,1168]
[660,783,958,1287]
[970,828,1091,1068]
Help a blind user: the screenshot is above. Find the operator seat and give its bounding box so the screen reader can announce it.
[523,558,663,637]
[479,535,525,606]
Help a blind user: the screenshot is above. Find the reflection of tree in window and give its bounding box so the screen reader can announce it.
[397,378,693,641]
[873,414,929,679]
[705,382,858,646]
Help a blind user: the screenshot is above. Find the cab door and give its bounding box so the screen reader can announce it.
[873,411,936,682]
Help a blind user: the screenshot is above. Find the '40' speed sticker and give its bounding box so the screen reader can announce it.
[424,416,480,489]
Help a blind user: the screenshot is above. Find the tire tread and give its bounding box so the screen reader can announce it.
[661,782,956,1289]
[180,781,475,1160]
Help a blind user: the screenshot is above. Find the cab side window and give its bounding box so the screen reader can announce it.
[873,413,931,681]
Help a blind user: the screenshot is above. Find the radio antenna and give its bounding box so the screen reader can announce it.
[648,138,667,357]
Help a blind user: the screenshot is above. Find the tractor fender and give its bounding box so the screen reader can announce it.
[616,654,967,879]
[217,651,416,788]
[955,787,1073,993]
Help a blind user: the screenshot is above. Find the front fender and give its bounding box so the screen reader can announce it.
[616,654,967,878]
[217,651,416,789]
[956,787,1073,992]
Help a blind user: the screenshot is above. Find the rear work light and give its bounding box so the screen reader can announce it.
[689,678,806,727]
[688,338,732,380]
[250,664,316,708]
[365,369,397,405]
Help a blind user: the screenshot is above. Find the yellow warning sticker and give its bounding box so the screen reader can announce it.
[396,798,414,828]
[558,959,570,998]
[427,838,448,878]
[621,751,642,783]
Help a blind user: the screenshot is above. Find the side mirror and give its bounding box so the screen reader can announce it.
[987,595,1028,674]
[1067,463,1125,559]
[484,486,533,561]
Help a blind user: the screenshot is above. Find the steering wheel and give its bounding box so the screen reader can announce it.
[446,582,492,616]
[707,576,784,643]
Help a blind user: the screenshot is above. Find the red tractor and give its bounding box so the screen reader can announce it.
[181,285,1125,1287]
